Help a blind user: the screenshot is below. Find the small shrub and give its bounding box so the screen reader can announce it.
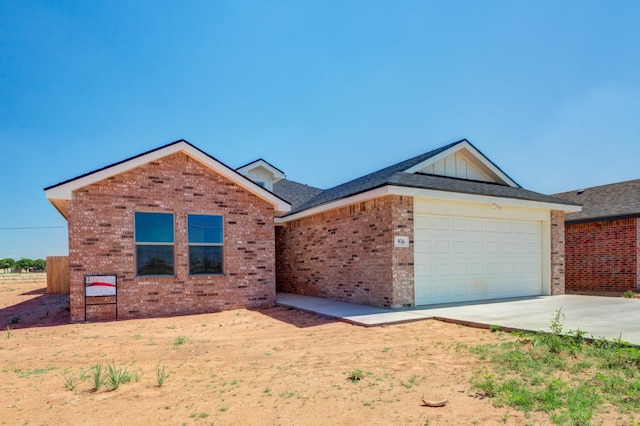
[622,290,636,299]
[346,368,365,383]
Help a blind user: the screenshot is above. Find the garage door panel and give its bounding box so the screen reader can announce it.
[415,214,542,306]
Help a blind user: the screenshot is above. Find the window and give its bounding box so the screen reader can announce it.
[188,214,224,275]
[134,212,174,276]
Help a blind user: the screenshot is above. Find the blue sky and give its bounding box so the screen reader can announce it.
[1,0,640,260]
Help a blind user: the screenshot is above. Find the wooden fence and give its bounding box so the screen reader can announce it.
[46,256,69,294]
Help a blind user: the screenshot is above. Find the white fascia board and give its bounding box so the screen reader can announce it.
[45,142,291,214]
[388,186,582,212]
[403,141,519,187]
[276,185,581,223]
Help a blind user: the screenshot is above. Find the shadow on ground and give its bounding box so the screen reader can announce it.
[1,292,70,330]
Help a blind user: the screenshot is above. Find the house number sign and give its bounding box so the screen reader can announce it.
[394,236,410,247]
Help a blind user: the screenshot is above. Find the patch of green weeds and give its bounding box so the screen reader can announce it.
[400,375,418,389]
[90,364,104,391]
[346,368,365,383]
[622,290,636,299]
[279,390,298,399]
[468,308,640,425]
[64,375,77,391]
[156,365,167,387]
[105,362,138,390]
[15,366,56,378]
[173,336,186,348]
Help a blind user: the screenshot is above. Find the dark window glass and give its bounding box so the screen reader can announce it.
[189,246,223,275]
[136,246,175,275]
[188,214,223,275]
[135,212,174,276]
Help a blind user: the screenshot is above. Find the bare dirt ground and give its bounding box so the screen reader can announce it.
[0,274,582,425]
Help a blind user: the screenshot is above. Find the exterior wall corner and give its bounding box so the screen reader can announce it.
[550,210,566,295]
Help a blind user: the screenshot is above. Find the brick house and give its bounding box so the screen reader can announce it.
[554,180,640,294]
[273,139,580,308]
[45,141,290,321]
[46,138,580,321]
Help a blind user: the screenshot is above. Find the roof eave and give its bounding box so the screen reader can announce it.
[276,184,581,223]
[565,212,640,224]
[44,140,291,215]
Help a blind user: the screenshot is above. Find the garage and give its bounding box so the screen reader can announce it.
[414,197,547,306]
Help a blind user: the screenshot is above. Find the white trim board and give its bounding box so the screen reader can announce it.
[46,141,291,218]
[276,185,581,224]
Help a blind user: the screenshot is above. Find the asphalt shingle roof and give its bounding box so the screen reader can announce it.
[553,179,640,222]
[283,140,577,216]
[273,179,323,209]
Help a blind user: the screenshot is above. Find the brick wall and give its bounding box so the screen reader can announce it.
[564,218,639,292]
[550,210,565,295]
[275,195,414,308]
[68,152,276,322]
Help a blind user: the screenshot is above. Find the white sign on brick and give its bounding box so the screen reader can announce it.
[394,236,410,247]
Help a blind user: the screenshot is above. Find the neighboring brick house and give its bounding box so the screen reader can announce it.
[45,141,290,321]
[274,139,580,308]
[554,180,640,294]
[47,138,581,321]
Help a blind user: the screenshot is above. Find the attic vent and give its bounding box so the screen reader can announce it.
[576,189,585,195]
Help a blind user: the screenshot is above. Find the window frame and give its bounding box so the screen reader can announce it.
[134,211,175,277]
[187,214,224,276]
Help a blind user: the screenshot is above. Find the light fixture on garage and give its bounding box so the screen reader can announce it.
[491,202,502,211]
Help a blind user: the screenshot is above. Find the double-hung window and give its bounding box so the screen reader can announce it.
[188,214,224,275]
[134,212,175,276]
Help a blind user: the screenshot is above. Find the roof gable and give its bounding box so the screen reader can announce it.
[402,140,519,186]
[281,139,578,219]
[45,140,291,219]
[235,158,285,191]
[236,158,285,177]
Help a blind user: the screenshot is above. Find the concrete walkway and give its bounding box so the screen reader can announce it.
[276,293,640,345]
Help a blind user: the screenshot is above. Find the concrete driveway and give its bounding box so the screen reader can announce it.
[276,293,640,345]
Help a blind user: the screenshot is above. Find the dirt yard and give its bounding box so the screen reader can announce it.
[0,274,571,425]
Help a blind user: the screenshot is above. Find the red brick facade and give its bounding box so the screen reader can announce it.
[564,218,639,293]
[276,195,414,308]
[68,152,276,321]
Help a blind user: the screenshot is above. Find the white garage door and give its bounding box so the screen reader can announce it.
[414,214,542,306]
